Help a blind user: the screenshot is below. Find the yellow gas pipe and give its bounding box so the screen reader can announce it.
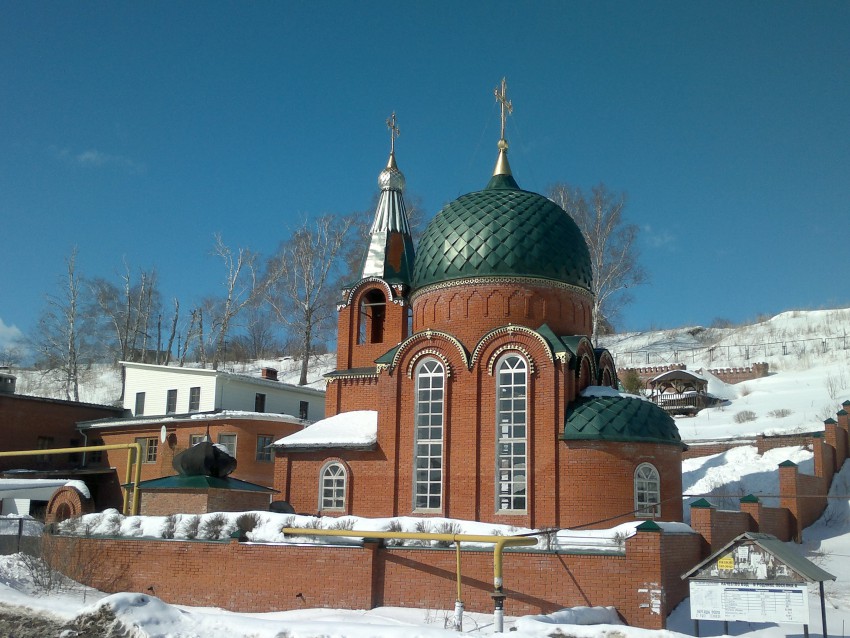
[281,527,538,632]
[0,443,143,515]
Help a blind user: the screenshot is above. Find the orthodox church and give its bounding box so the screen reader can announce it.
[273,93,684,530]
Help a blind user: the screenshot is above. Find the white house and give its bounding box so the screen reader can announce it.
[122,362,325,422]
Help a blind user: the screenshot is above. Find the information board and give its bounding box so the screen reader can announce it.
[689,581,809,624]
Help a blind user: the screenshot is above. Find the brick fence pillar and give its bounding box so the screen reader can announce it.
[778,460,801,542]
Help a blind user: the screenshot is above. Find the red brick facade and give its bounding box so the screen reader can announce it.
[140,489,272,515]
[0,394,123,472]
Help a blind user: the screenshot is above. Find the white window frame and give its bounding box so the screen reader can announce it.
[495,354,528,513]
[413,358,445,512]
[218,433,237,458]
[166,389,178,414]
[635,463,661,518]
[255,434,273,462]
[319,462,346,511]
[188,386,201,412]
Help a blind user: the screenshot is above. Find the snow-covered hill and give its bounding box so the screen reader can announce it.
[599,308,850,373]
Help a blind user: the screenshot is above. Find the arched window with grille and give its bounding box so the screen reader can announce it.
[319,462,346,512]
[496,354,527,512]
[414,358,445,511]
[634,463,661,518]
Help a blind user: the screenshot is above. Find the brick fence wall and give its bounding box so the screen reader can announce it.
[689,409,850,547]
[621,363,769,387]
[50,527,703,630]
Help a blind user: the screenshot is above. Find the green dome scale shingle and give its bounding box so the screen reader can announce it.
[412,173,593,292]
[563,395,684,447]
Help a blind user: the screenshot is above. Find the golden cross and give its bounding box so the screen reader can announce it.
[494,77,513,141]
[386,112,400,153]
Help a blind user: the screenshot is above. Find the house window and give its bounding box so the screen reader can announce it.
[136,437,158,464]
[166,389,177,414]
[496,354,527,512]
[134,392,145,416]
[635,463,661,518]
[320,462,346,511]
[88,439,103,464]
[256,435,273,462]
[414,358,444,511]
[299,401,309,420]
[190,434,206,446]
[36,436,53,463]
[218,434,237,458]
[254,393,266,413]
[188,387,201,412]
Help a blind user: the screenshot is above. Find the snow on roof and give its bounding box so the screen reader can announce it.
[273,410,378,449]
[0,478,89,501]
[80,410,308,430]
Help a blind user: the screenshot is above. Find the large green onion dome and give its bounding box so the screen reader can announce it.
[412,171,593,292]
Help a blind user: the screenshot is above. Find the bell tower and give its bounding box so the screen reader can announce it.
[335,113,415,371]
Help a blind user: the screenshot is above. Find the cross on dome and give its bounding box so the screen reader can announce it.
[386,111,400,154]
[494,77,513,143]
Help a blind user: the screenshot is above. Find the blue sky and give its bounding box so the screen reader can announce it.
[2,1,849,352]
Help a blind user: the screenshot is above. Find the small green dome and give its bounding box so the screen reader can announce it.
[563,395,683,446]
[412,176,592,291]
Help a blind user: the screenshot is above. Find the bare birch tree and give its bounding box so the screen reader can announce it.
[266,214,354,385]
[32,248,88,400]
[207,234,261,370]
[548,183,647,342]
[88,264,162,365]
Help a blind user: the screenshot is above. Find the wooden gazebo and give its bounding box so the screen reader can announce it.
[647,369,708,416]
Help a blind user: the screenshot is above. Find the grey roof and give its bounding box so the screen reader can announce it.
[682,532,836,583]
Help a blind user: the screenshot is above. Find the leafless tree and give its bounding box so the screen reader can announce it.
[162,298,180,366]
[548,183,647,342]
[31,248,89,400]
[88,263,162,366]
[266,214,354,385]
[207,234,262,370]
[0,345,23,368]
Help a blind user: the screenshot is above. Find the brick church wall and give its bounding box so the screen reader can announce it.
[49,526,703,629]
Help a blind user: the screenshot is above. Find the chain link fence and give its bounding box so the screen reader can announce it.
[611,334,850,368]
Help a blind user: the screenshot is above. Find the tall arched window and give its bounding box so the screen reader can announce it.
[319,462,346,511]
[414,358,444,511]
[634,463,661,518]
[496,354,527,512]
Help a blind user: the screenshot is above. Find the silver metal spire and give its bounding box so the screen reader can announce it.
[359,113,415,284]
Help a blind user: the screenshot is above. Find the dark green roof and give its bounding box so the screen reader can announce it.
[127,475,277,493]
[412,179,592,291]
[563,395,683,446]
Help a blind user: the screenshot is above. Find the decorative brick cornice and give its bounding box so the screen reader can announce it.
[338,278,405,310]
[485,344,536,375]
[389,330,469,375]
[471,324,554,371]
[406,349,453,378]
[410,276,593,305]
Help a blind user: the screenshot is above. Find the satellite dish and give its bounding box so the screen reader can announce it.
[160,425,167,443]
